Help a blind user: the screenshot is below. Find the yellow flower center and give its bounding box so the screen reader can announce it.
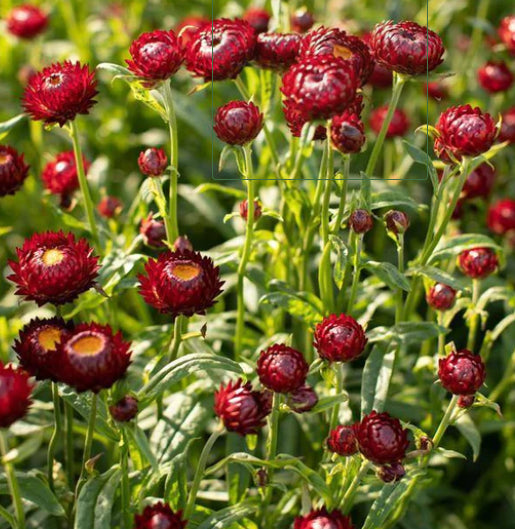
[0,154,9,164]
[333,45,353,60]
[71,335,104,356]
[171,263,201,281]
[38,327,62,351]
[42,248,65,266]
[47,73,63,87]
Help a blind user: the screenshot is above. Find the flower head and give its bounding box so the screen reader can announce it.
[140,214,167,248]
[458,247,498,279]
[8,231,99,306]
[133,502,186,529]
[255,33,301,71]
[438,349,486,396]
[22,61,97,126]
[242,7,270,34]
[488,199,515,235]
[426,283,456,311]
[0,363,33,428]
[369,106,409,138]
[330,112,366,154]
[6,4,48,39]
[97,196,122,219]
[176,16,209,50]
[499,107,515,143]
[138,147,168,177]
[109,395,138,422]
[257,344,309,393]
[239,199,262,222]
[327,425,358,456]
[498,16,515,55]
[291,8,315,34]
[287,384,318,413]
[377,462,406,483]
[282,99,327,140]
[477,60,513,93]
[314,314,367,362]
[0,145,30,197]
[294,508,354,529]
[384,210,410,235]
[349,209,374,234]
[214,101,263,145]
[462,163,496,199]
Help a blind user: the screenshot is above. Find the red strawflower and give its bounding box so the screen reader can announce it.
[6,4,48,39]
[281,56,358,121]
[0,145,30,197]
[109,395,138,422]
[360,32,392,88]
[97,196,122,218]
[138,249,223,317]
[370,20,445,76]
[438,349,486,396]
[126,30,182,84]
[458,247,498,279]
[294,508,354,529]
[287,384,318,413]
[384,210,410,235]
[214,101,263,145]
[185,18,256,81]
[462,163,496,199]
[133,502,186,529]
[477,60,513,93]
[0,363,33,428]
[369,106,409,138]
[499,107,515,143]
[257,344,308,393]
[424,81,448,101]
[14,317,73,381]
[327,425,358,456]
[314,314,367,363]
[291,8,315,34]
[349,209,374,234]
[299,27,374,86]
[330,112,366,154]
[498,16,515,55]
[488,199,515,235]
[41,150,90,204]
[214,379,271,436]
[173,236,193,252]
[55,322,131,393]
[353,411,409,464]
[282,99,327,140]
[242,7,270,34]
[239,199,262,222]
[138,147,168,177]
[140,214,167,248]
[255,33,301,71]
[8,231,99,306]
[434,105,497,160]
[426,283,456,311]
[377,462,406,483]
[22,61,98,126]
[176,16,209,49]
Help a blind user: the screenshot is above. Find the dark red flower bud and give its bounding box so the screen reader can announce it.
[424,81,448,101]
[349,209,374,234]
[140,214,167,248]
[173,236,193,252]
[417,436,433,452]
[499,107,515,143]
[435,105,497,160]
[214,379,271,436]
[291,8,315,34]
[109,395,138,422]
[369,106,409,138]
[287,384,318,413]
[353,411,409,464]
[6,4,48,39]
[0,363,33,428]
[97,196,122,219]
[133,502,186,529]
[327,425,358,456]
[255,33,301,71]
[282,99,327,140]
[426,283,457,311]
[0,145,30,197]
[438,349,486,395]
[138,249,224,317]
[22,61,97,126]
[257,344,308,393]
[314,314,367,363]
[498,16,515,56]
[127,30,182,84]
[185,18,256,81]
[458,247,498,279]
[281,56,359,121]
[487,198,515,235]
[14,317,73,381]
[457,395,475,409]
[294,507,354,529]
[42,151,90,202]
[242,7,270,34]
[214,101,263,145]
[370,20,444,76]
[462,163,496,199]
[239,199,262,222]
[330,112,366,154]
[138,147,168,177]
[176,16,209,50]
[376,462,406,483]
[384,210,410,235]
[8,231,99,306]
[477,60,513,93]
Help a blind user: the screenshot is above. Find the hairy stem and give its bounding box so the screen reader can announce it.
[0,432,25,529]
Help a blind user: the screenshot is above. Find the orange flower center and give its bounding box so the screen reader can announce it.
[42,248,65,266]
[70,335,104,356]
[38,327,62,351]
[171,263,201,281]
[0,154,9,164]
[46,73,64,88]
[333,45,353,60]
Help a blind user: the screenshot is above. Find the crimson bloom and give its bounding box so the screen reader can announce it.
[138,147,168,177]
[424,81,448,101]
[369,106,409,138]
[97,196,122,219]
[498,16,515,55]
[54,322,131,393]
[176,16,209,49]
[133,502,186,529]
[349,209,374,234]
[185,18,256,81]
[283,99,327,140]
[14,317,73,381]
[426,283,456,311]
[487,199,515,235]
[477,60,513,93]
[499,107,515,143]
[384,210,410,235]
[291,8,315,34]
[438,349,486,396]
[214,379,271,436]
[294,508,354,529]
[242,7,270,34]
[239,199,262,222]
[214,101,263,145]
[22,61,97,126]
[458,247,498,279]
[109,395,138,422]
[327,425,358,456]
[0,145,30,197]
[140,214,167,248]
[462,163,496,199]
[330,112,366,154]
[138,249,224,317]
[255,33,301,71]
[314,314,367,362]
[6,4,48,39]
[8,231,99,306]
[0,363,33,428]
[257,344,309,393]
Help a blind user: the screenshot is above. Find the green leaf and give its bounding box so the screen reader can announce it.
[308,393,349,414]
[371,189,422,212]
[364,261,411,291]
[195,183,246,200]
[408,265,465,290]
[367,322,443,346]
[0,114,26,141]
[196,501,259,529]
[455,413,481,461]
[126,425,158,470]
[330,235,348,289]
[260,291,323,325]
[2,432,43,464]
[96,62,132,76]
[429,234,502,264]
[403,140,438,188]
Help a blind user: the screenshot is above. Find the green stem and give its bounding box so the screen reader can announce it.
[333,156,349,234]
[64,401,74,487]
[467,279,481,351]
[184,426,223,519]
[235,145,257,360]
[47,383,62,491]
[432,395,459,449]
[320,138,334,246]
[76,393,98,498]
[365,73,406,177]
[262,394,281,513]
[340,459,370,513]
[69,120,100,246]
[347,235,363,314]
[168,315,184,362]
[0,432,25,529]
[329,364,344,430]
[437,312,446,358]
[120,430,131,529]
[395,234,405,324]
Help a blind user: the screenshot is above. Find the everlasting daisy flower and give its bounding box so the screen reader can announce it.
[488,199,515,235]
[257,344,309,393]
[134,502,186,529]
[0,363,33,428]
[8,231,99,306]
[214,101,263,145]
[138,147,168,177]
[97,196,122,219]
[314,314,367,362]
[291,8,315,34]
[6,4,48,39]
[138,249,224,317]
[255,33,301,71]
[242,7,270,34]
[294,508,354,529]
[140,214,167,248]
[0,145,30,197]
[330,112,366,154]
[369,106,409,137]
